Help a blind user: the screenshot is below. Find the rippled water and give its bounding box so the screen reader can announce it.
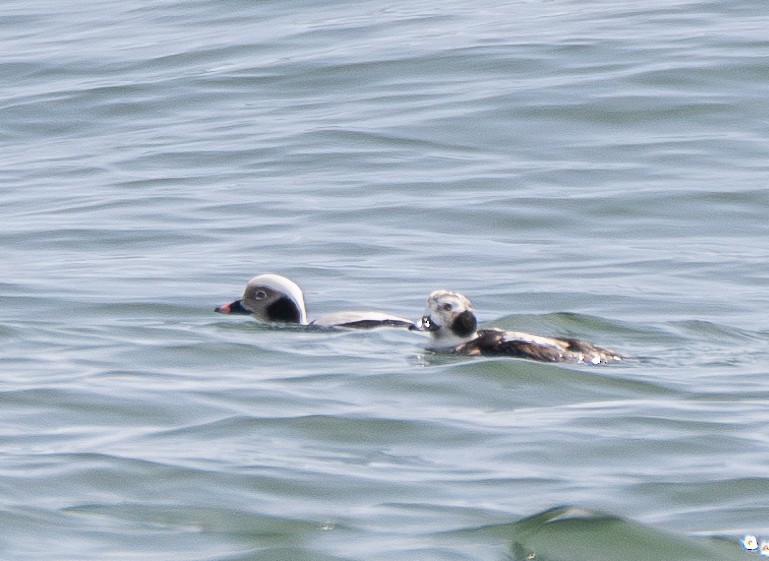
[2,0,769,559]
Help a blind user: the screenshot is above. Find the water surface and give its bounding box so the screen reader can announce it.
[2,0,769,559]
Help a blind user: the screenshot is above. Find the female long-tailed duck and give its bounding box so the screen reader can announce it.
[415,290,622,364]
[215,273,414,329]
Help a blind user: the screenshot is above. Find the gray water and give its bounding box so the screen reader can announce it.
[2,1,769,559]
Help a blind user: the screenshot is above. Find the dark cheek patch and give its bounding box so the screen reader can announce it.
[267,296,302,323]
[450,310,477,337]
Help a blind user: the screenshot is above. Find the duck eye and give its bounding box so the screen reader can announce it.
[441,303,453,311]
[253,290,267,300]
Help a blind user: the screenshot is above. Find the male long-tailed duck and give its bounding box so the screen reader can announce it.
[415,290,622,364]
[215,273,414,329]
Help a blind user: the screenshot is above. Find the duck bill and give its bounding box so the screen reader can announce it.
[410,314,439,332]
[215,299,251,315]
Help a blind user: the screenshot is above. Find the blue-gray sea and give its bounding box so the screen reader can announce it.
[2,1,769,559]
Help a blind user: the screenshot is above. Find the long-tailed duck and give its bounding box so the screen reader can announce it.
[215,273,414,329]
[415,290,622,364]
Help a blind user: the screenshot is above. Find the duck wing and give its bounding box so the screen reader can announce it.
[313,311,415,329]
[463,329,621,364]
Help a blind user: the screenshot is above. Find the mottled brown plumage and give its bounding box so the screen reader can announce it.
[417,290,621,364]
[454,329,621,363]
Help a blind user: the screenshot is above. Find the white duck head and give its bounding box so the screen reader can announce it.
[417,290,478,347]
[215,273,308,324]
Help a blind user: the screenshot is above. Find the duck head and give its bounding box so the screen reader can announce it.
[416,290,478,346]
[215,273,308,324]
